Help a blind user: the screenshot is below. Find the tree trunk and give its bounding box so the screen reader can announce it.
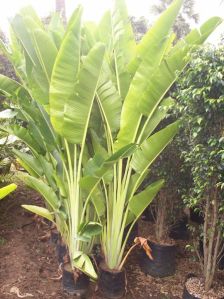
[155,191,168,242]
[203,187,221,292]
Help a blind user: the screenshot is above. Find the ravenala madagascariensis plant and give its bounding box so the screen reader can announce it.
[0,0,222,278]
[0,7,106,279]
[80,0,222,270]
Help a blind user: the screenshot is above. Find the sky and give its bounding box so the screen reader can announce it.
[0,0,223,42]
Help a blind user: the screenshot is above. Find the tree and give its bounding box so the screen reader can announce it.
[175,45,224,292]
[151,0,199,39]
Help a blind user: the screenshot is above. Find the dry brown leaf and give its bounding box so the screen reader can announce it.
[134,237,153,260]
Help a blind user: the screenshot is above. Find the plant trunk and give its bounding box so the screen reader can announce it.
[155,191,168,242]
[203,187,221,292]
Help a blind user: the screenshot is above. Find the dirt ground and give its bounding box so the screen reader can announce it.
[0,187,223,299]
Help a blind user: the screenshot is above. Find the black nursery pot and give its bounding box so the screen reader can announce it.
[98,262,126,299]
[62,263,89,296]
[182,274,200,299]
[190,208,204,224]
[56,242,67,264]
[169,217,189,240]
[140,240,176,278]
[50,229,59,244]
[183,286,200,299]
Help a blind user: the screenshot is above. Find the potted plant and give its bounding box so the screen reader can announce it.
[139,128,191,278]
[79,0,221,297]
[175,46,224,299]
[0,6,106,296]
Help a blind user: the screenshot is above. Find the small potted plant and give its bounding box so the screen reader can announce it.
[140,130,192,277]
[175,46,224,298]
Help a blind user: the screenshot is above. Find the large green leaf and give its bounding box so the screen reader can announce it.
[47,12,65,49]
[0,74,29,98]
[138,18,222,116]
[131,121,180,173]
[128,0,183,75]
[80,143,137,192]
[73,251,97,279]
[10,12,53,105]
[78,221,102,240]
[51,42,105,144]
[139,97,175,143]
[22,205,54,222]
[1,79,57,153]
[11,125,44,154]
[96,61,122,134]
[115,16,222,150]
[13,149,43,177]
[19,6,43,28]
[115,0,182,149]
[97,11,112,51]
[50,7,82,135]
[32,29,58,83]
[22,175,59,211]
[111,0,136,99]
[128,180,164,219]
[10,14,39,66]
[0,184,17,200]
[91,188,105,217]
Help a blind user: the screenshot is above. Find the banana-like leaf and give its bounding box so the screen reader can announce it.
[116,16,222,149]
[50,7,82,135]
[38,156,57,191]
[10,14,39,66]
[51,42,105,143]
[47,12,65,49]
[78,222,102,239]
[0,74,29,98]
[11,125,45,154]
[0,184,17,200]
[73,251,97,279]
[115,0,182,149]
[20,101,58,152]
[131,121,180,173]
[19,6,43,28]
[97,11,112,51]
[90,130,108,159]
[80,143,137,192]
[22,204,54,222]
[128,0,183,75]
[126,170,150,200]
[111,0,136,99]
[139,19,222,116]
[10,12,56,105]
[63,43,105,143]
[91,188,105,217]
[139,97,175,143]
[32,29,58,83]
[96,61,122,134]
[13,149,43,177]
[22,175,59,211]
[128,179,164,220]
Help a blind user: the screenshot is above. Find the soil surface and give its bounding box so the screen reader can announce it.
[1,187,224,299]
